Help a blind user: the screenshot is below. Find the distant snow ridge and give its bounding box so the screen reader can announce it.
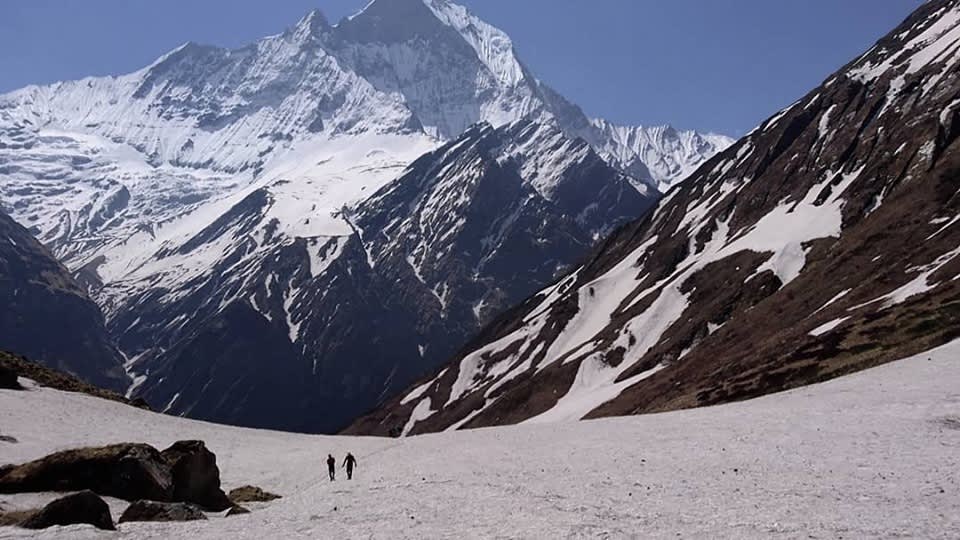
[588,120,735,191]
[0,0,722,432]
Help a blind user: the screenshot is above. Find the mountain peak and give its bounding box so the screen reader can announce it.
[336,0,447,43]
[292,8,331,40]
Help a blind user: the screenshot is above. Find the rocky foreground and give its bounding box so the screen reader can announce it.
[0,438,282,531]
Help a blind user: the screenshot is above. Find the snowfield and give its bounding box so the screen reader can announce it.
[1,340,959,539]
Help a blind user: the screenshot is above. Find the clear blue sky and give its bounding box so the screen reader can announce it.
[0,0,923,136]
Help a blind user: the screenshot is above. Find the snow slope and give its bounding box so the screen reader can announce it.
[1,340,958,539]
[353,0,960,436]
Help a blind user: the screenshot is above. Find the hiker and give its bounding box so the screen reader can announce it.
[343,452,357,480]
[327,454,336,481]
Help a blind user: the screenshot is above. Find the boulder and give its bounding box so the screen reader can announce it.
[21,491,115,531]
[228,485,282,503]
[0,443,172,501]
[160,441,232,511]
[0,440,233,511]
[118,500,207,523]
[0,365,20,390]
[225,505,251,516]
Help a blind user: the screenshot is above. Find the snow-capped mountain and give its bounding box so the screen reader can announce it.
[0,209,127,391]
[118,119,653,432]
[349,0,960,436]
[0,0,724,431]
[587,120,734,191]
[350,119,654,343]
[0,0,726,193]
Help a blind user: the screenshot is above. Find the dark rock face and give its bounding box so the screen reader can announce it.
[0,363,20,390]
[351,121,655,352]
[0,444,173,502]
[118,500,207,523]
[349,0,960,436]
[160,441,232,512]
[0,210,127,391]
[0,440,230,511]
[21,491,115,531]
[228,485,282,503]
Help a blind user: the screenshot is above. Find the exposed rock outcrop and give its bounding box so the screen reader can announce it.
[161,441,232,511]
[228,485,282,504]
[0,364,20,390]
[0,440,230,511]
[0,444,172,501]
[118,500,207,523]
[21,491,115,531]
[0,210,127,391]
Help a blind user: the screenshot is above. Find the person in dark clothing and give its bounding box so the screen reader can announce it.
[343,453,357,480]
[327,454,336,481]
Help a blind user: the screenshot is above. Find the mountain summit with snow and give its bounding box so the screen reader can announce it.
[1,0,728,188]
[0,0,723,431]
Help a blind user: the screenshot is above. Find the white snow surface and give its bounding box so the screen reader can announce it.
[878,245,960,307]
[809,316,851,337]
[1,340,959,538]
